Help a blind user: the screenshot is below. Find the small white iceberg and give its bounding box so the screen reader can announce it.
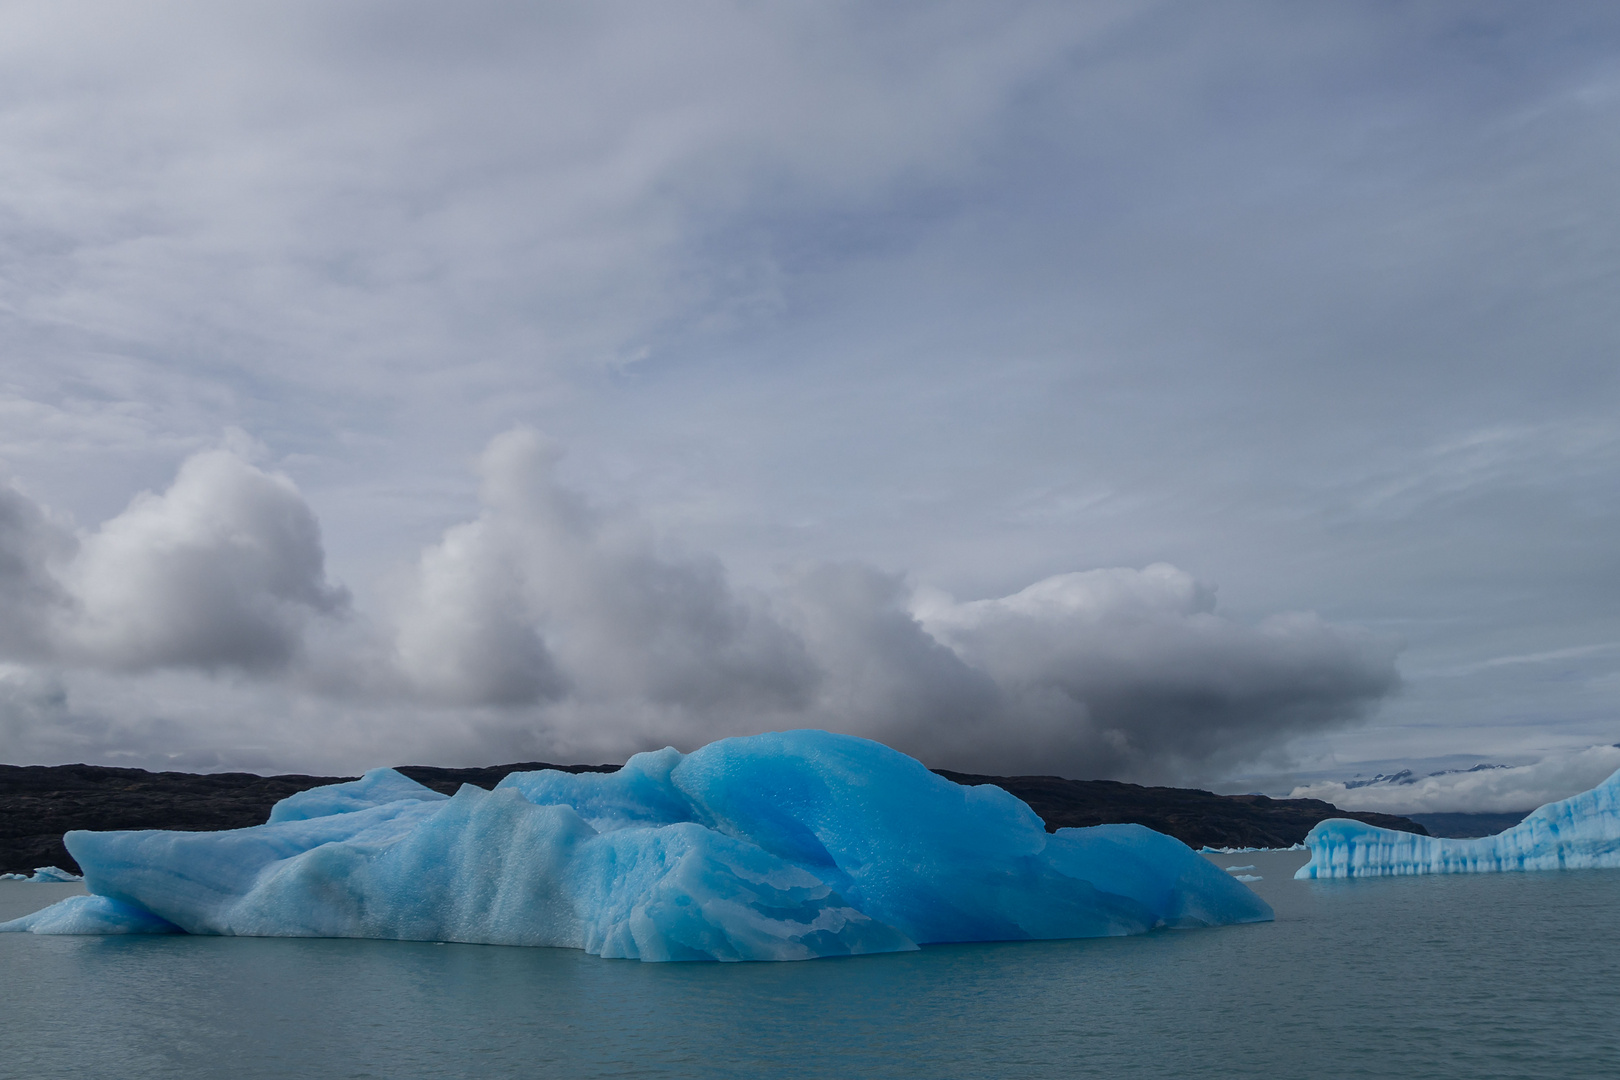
[0,866,83,883]
[1199,844,1306,854]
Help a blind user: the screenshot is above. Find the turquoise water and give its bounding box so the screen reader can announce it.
[3,850,1618,1078]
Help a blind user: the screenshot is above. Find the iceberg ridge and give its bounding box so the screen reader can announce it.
[1296,766,1620,879]
[2,730,1271,960]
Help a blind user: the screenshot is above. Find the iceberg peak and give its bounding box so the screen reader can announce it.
[267,767,448,824]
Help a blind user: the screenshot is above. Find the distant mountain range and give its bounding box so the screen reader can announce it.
[1341,762,1513,789]
[2,760,1430,875]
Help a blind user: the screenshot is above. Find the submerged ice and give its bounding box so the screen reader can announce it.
[1296,766,1620,879]
[2,730,1271,960]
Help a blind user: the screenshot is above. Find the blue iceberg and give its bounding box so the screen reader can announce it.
[1296,766,1620,879]
[2,730,1271,960]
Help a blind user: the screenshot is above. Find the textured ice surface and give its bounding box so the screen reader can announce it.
[1296,767,1620,879]
[5,894,181,934]
[2,731,1271,960]
[267,768,450,823]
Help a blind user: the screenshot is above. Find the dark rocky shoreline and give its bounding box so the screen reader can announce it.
[1,760,1426,875]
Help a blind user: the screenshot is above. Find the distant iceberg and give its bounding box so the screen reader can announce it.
[1198,844,1306,854]
[2,730,1271,960]
[1296,767,1620,879]
[0,866,83,883]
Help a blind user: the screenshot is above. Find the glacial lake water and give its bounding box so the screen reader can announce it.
[3,850,1619,1079]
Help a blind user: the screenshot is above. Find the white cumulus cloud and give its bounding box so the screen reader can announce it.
[388,428,818,718]
[0,429,1402,780]
[0,445,347,675]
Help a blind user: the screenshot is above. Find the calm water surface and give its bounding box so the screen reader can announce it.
[3,851,1618,1079]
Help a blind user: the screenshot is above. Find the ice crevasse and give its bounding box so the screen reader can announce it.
[1,730,1271,960]
[1296,766,1620,879]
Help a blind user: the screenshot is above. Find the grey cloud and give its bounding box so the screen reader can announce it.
[0,666,82,763]
[782,562,1002,752]
[61,448,348,672]
[385,436,1397,782]
[0,446,347,674]
[0,1,1109,405]
[391,429,818,715]
[910,565,1400,781]
[2,431,1402,781]
[391,510,568,708]
[0,481,72,658]
[11,4,1597,773]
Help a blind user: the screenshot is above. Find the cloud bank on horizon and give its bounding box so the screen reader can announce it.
[0,432,1398,781]
[1289,745,1620,816]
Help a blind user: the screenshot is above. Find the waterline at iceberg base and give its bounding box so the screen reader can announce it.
[0,730,1271,960]
[1296,766,1620,879]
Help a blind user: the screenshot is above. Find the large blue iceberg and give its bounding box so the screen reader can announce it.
[1296,766,1620,879]
[2,730,1271,960]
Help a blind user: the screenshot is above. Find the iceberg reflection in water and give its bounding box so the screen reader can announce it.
[1296,767,1620,879]
[1,731,1270,960]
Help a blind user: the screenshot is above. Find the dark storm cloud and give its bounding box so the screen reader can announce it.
[914,568,1400,780]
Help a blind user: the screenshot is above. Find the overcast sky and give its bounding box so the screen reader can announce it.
[2,2,1617,804]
